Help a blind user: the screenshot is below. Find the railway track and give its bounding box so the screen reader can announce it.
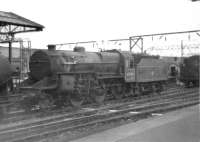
[0,86,183,124]
[0,87,195,127]
[0,86,185,127]
[0,87,185,128]
[0,87,198,142]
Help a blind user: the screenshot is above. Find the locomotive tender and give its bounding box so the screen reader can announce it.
[179,55,199,87]
[21,45,172,108]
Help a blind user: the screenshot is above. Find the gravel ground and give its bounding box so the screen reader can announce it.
[38,113,151,142]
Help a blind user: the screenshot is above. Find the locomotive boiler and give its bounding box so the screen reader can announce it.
[20,45,171,109]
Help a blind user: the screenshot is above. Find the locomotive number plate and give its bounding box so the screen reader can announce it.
[125,68,135,82]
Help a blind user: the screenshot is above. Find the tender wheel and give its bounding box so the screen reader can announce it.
[70,89,84,107]
[152,84,158,95]
[112,86,124,100]
[156,83,164,94]
[135,84,141,96]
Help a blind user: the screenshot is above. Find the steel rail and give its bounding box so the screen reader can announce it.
[0,87,190,130]
[9,95,199,142]
[1,86,181,124]
[0,87,196,132]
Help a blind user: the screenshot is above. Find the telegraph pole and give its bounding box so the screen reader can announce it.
[180,40,185,63]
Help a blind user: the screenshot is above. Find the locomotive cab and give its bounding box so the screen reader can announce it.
[168,64,179,81]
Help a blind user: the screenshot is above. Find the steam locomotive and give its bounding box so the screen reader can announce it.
[20,45,176,109]
[179,55,199,87]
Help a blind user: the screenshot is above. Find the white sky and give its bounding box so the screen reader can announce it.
[1,0,200,55]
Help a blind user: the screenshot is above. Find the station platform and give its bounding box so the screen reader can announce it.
[70,104,200,142]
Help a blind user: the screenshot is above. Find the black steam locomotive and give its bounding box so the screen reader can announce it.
[19,45,175,109]
[179,55,199,87]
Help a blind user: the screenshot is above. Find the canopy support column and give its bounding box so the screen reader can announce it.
[8,41,12,63]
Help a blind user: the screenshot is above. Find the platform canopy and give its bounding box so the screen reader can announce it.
[0,11,44,42]
[0,11,44,62]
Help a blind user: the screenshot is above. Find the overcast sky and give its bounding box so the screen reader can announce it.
[1,0,200,54]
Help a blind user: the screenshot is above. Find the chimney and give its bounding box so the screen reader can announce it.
[47,44,56,51]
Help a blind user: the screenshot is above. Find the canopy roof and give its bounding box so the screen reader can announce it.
[0,11,44,35]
